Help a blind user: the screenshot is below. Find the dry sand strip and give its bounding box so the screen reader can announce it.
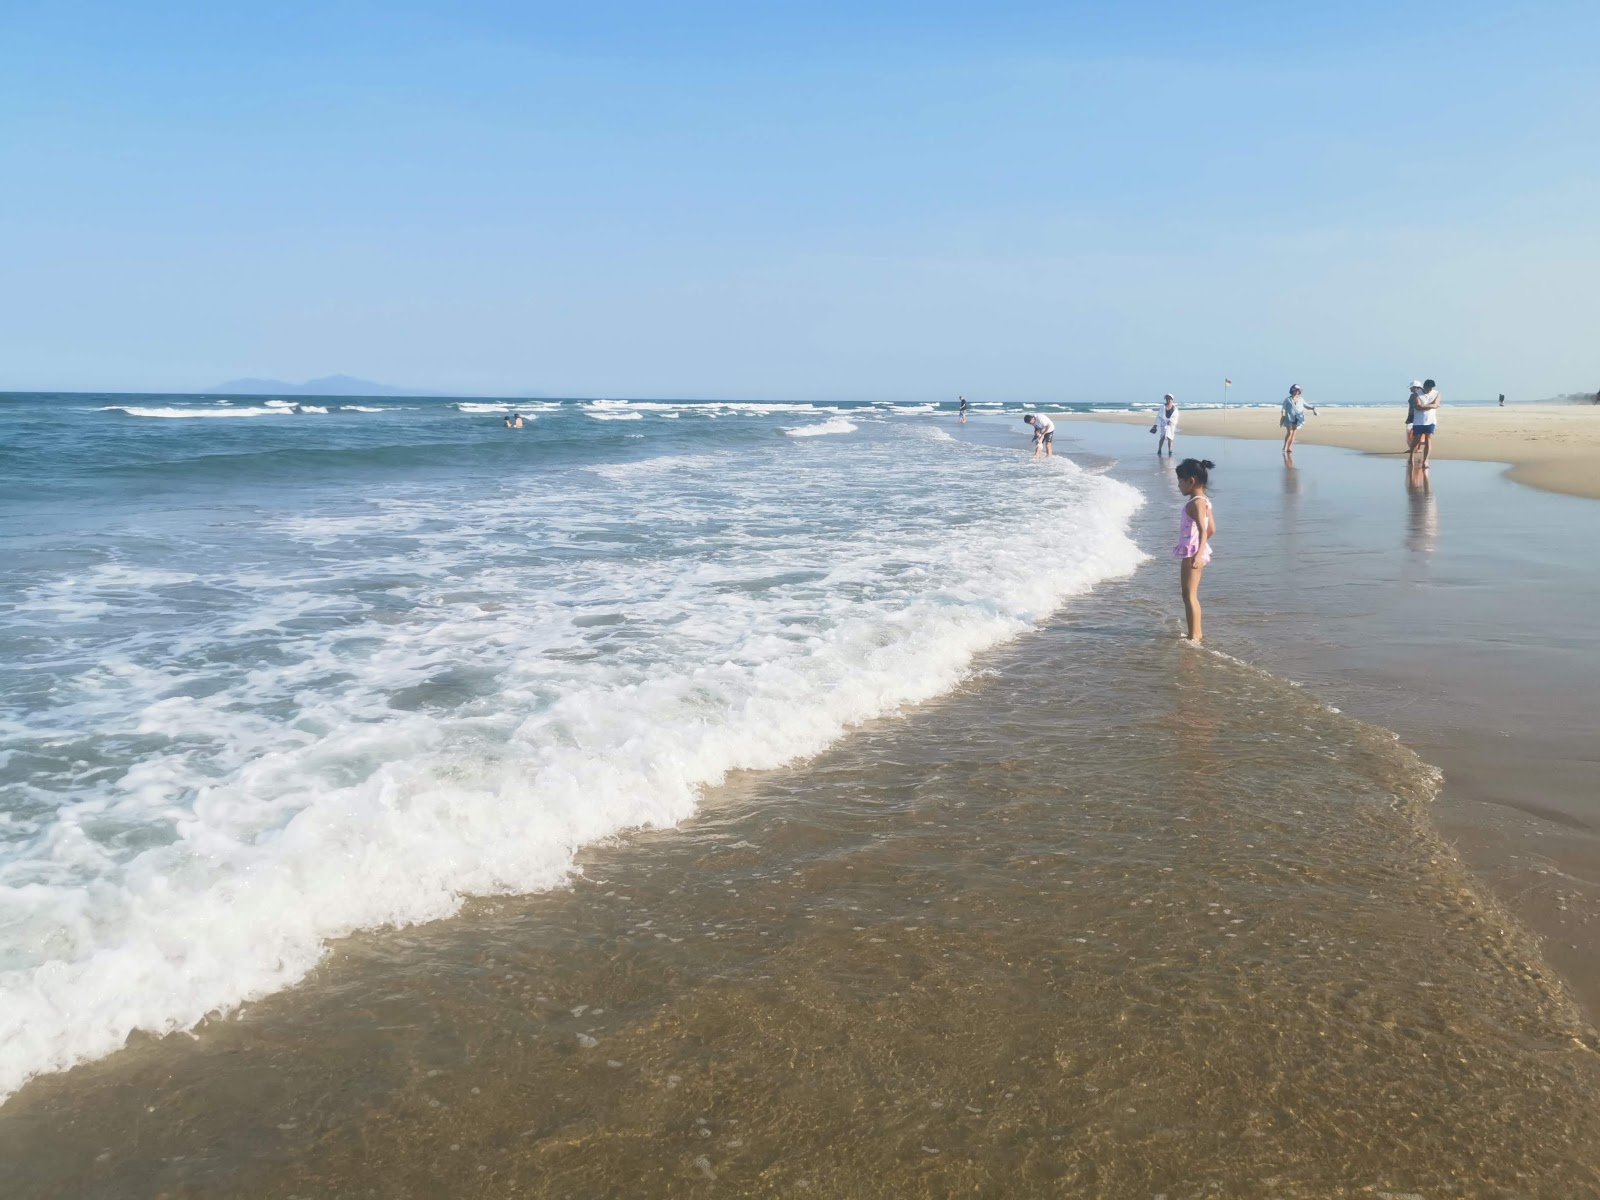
[1063,403,1600,501]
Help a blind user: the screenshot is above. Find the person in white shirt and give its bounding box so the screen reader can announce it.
[1154,393,1179,457]
[1023,413,1055,458]
[1411,379,1441,466]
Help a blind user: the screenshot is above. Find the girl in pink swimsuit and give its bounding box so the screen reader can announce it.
[1174,458,1217,642]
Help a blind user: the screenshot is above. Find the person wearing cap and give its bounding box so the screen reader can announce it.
[1404,381,1423,453]
[1153,393,1179,457]
[1279,384,1316,456]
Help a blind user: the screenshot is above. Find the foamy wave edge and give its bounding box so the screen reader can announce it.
[100,406,297,419]
[785,417,858,437]
[0,473,1146,1103]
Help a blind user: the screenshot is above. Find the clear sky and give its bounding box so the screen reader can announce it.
[2,1,1596,402]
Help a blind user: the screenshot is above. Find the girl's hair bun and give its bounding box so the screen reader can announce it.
[1201,459,1216,470]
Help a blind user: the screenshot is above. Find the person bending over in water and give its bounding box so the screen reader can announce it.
[1174,458,1218,642]
[1023,413,1055,458]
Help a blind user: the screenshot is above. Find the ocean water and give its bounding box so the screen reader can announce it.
[5,396,1600,1196]
[0,393,1144,1101]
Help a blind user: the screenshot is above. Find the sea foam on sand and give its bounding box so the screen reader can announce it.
[0,430,1144,1102]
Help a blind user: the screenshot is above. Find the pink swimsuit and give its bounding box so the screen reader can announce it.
[1174,496,1213,566]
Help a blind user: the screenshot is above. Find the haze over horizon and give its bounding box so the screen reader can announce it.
[2,1,1596,404]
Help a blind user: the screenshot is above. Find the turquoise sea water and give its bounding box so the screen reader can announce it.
[0,392,1148,1099]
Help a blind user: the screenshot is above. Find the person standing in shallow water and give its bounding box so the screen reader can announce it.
[1174,458,1217,642]
[1279,385,1315,456]
[1154,393,1179,457]
[1410,379,1439,466]
[1404,381,1423,454]
[958,395,969,423]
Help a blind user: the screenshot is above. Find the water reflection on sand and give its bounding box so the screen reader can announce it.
[1406,462,1438,553]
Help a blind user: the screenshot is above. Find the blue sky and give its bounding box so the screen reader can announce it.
[2,1,1596,402]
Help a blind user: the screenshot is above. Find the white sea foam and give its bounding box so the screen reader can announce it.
[297,405,329,414]
[340,405,386,413]
[100,406,294,419]
[587,411,644,421]
[785,417,858,437]
[0,423,1144,1102]
[587,453,727,480]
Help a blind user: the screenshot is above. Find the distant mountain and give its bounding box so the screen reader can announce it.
[207,375,419,397]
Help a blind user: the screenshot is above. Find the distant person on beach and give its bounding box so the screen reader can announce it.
[1174,458,1217,642]
[1499,393,1505,407]
[1279,385,1316,456]
[1410,380,1440,466]
[958,395,969,423]
[1153,393,1179,457]
[1404,381,1423,453]
[1023,413,1055,459]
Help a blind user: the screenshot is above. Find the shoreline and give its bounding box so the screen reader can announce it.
[3,416,1599,1194]
[1062,402,1600,500]
[5,546,1597,1195]
[1063,418,1600,1028]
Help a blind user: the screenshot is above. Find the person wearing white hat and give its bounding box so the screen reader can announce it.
[1404,381,1424,454]
[1279,384,1316,456]
[1153,393,1179,457]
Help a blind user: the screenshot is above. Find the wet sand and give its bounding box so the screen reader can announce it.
[1068,420,1600,1024]
[1066,402,1600,500]
[4,608,1596,1198]
[3,420,1599,1197]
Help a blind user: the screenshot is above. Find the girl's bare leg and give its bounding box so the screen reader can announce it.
[1180,560,1203,641]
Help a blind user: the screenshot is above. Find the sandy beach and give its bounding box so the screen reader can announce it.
[1066,402,1600,500]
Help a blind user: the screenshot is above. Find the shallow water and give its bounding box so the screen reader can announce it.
[1,394,1146,1098]
[4,422,1599,1197]
[1067,419,1600,1023]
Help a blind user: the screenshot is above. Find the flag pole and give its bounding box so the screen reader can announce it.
[1222,377,1231,455]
